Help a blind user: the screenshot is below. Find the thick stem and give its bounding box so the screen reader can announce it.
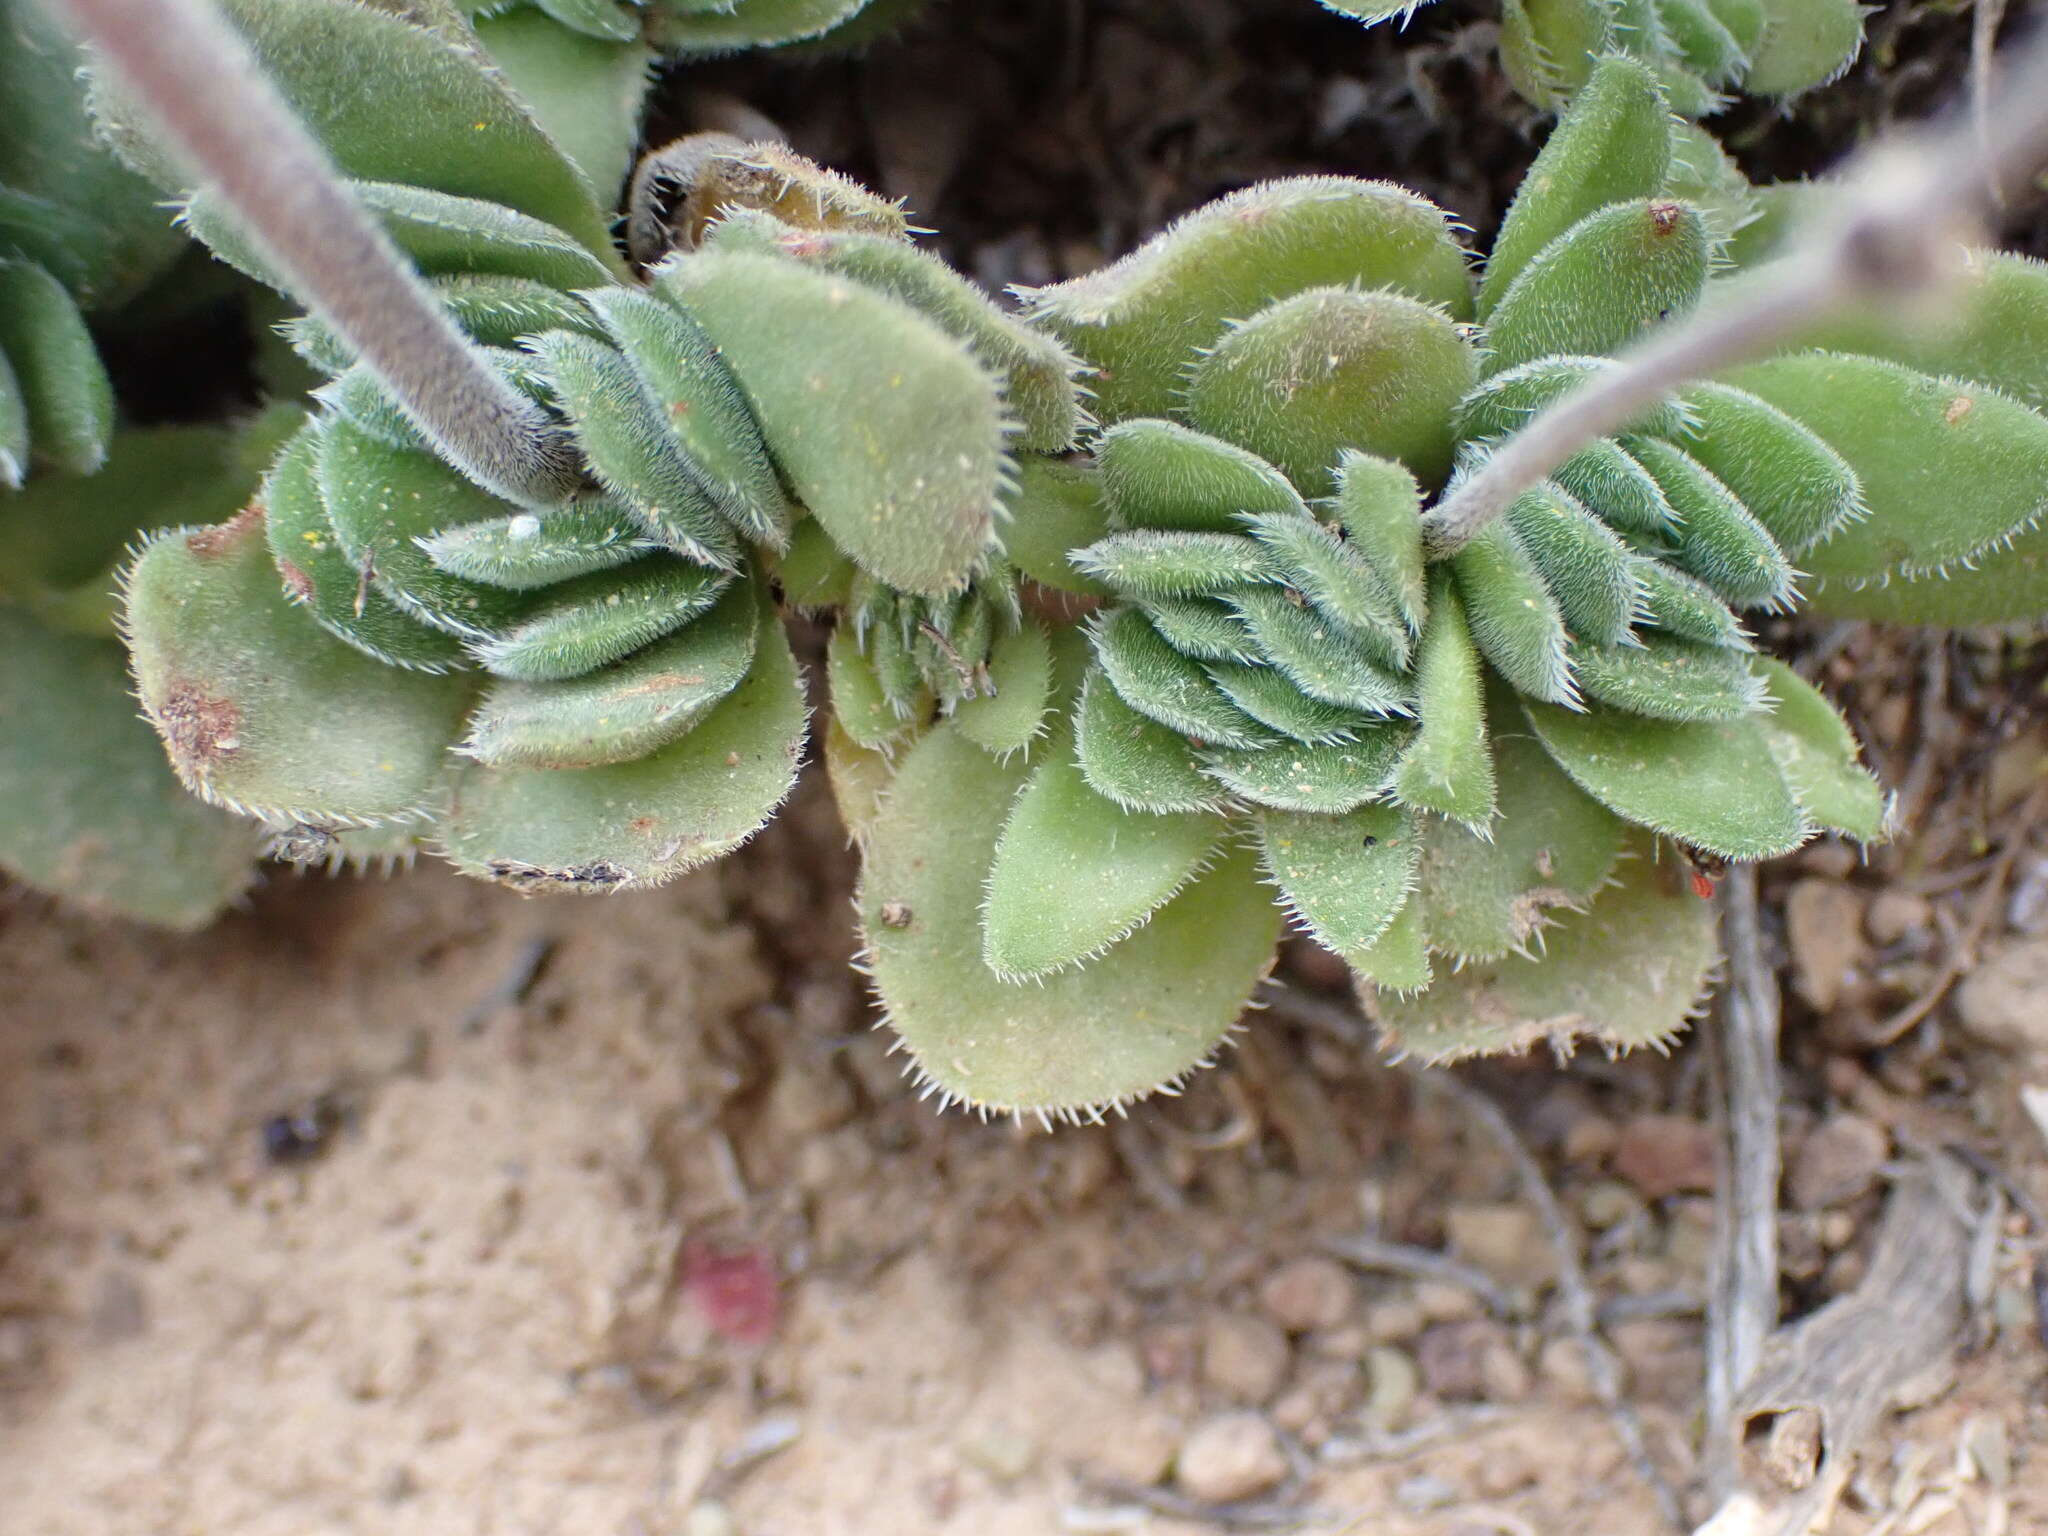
[1422,25,2048,558]
[57,0,580,508]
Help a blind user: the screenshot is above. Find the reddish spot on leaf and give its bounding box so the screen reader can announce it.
[679,1241,780,1345]
[1689,870,1718,901]
[185,504,266,560]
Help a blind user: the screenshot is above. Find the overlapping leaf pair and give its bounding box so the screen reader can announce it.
[1320,0,1863,114]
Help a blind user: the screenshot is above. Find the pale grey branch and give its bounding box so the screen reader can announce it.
[1421,24,2048,557]
[56,0,579,508]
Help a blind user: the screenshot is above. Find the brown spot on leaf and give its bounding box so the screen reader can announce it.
[1648,201,1683,236]
[184,505,266,561]
[153,684,241,776]
[277,560,315,603]
[1945,394,1975,425]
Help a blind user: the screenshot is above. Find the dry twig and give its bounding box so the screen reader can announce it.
[1705,866,1783,1501]
[1694,1154,1982,1536]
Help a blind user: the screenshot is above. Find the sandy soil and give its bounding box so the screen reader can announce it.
[3,777,2047,1536]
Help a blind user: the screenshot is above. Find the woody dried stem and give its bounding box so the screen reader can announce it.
[1421,23,2048,557]
[52,0,580,508]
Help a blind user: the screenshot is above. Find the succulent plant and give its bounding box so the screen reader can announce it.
[1319,0,1863,116]
[0,0,271,926]
[76,3,2048,1118]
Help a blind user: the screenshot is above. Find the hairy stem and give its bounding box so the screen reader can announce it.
[1422,25,2048,557]
[55,0,580,507]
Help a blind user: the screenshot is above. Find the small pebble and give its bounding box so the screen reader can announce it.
[1785,879,1867,1012]
[1415,1320,1510,1401]
[1361,1345,1420,1430]
[1445,1202,1556,1289]
[1200,1313,1291,1405]
[1259,1257,1355,1333]
[1413,1280,1483,1324]
[1613,1114,1717,1199]
[959,1422,1038,1482]
[1956,939,2048,1051]
[1788,1112,1888,1210]
[1085,1408,1179,1487]
[1580,1180,1646,1230]
[1363,1298,1426,1343]
[685,1502,739,1536]
[1537,1335,1600,1405]
[1175,1412,1290,1504]
[1865,889,1932,946]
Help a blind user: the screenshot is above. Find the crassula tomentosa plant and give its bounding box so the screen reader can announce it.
[0,0,283,927]
[1318,0,1862,116]
[80,1,2048,1121]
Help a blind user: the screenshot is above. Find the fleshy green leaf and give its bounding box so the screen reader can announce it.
[1572,633,1768,720]
[650,0,881,52]
[660,249,1006,595]
[1741,0,1863,97]
[1228,588,1413,714]
[419,498,656,590]
[1240,509,1411,667]
[529,328,744,570]
[1017,176,1473,422]
[1097,419,1309,534]
[0,607,260,928]
[1632,557,1753,648]
[707,210,1085,454]
[828,619,915,749]
[1450,521,1575,704]
[1728,352,2048,584]
[460,579,759,768]
[1090,607,1270,748]
[1415,716,1624,960]
[1751,656,1888,841]
[983,749,1228,979]
[1484,200,1711,375]
[0,260,113,475]
[1676,382,1863,553]
[471,7,652,196]
[1391,575,1495,828]
[1186,287,1476,492]
[1331,449,1428,634]
[1074,666,1224,813]
[1142,596,1262,663]
[1344,884,1432,993]
[1629,436,1798,610]
[580,286,793,548]
[1504,482,1641,645]
[1258,803,1419,957]
[1200,726,1413,813]
[1205,660,1387,744]
[1499,0,1612,109]
[466,559,729,681]
[314,416,532,638]
[125,511,473,825]
[861,722,1282,1118]
[1374,831,1717,1059]
[439,606,806,888]
[1002,456,1112,595]
[1550,440,1678,538]
[1479,55,1674,318]
[263,423,467,670]
[953,619,1055,757]
[1523,694,1812,858]
[1069,530,1262,599]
